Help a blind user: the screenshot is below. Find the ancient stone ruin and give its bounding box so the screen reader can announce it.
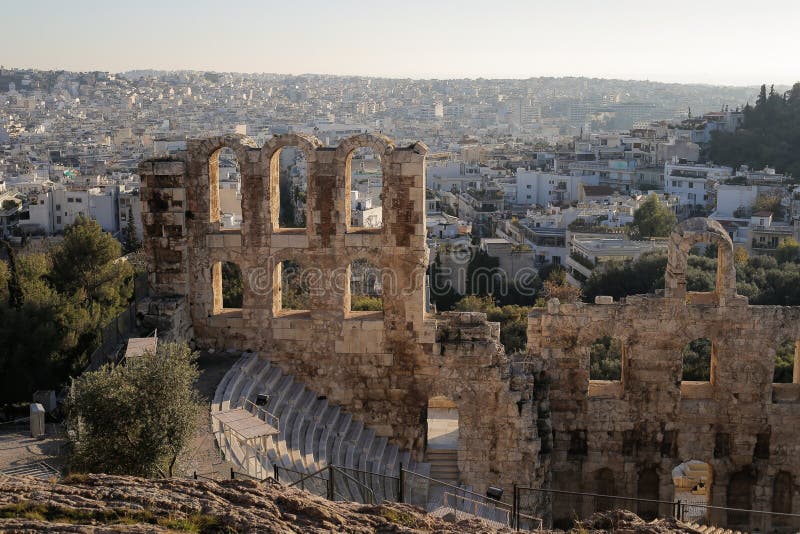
[138,133,545,499]
[139,134,800,529]
[529,217,800,528]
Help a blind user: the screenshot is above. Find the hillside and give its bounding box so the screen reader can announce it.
[0,473,704,533]
[0,473,512,533]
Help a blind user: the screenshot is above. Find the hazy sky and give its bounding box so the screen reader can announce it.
[2,0,798,86]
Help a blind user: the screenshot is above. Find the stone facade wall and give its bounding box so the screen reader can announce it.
[529,218,800,528]
[138,133,545,496]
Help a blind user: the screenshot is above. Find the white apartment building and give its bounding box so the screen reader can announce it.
[21,183,142,238]
[427,162,484,193]
[664,162,732,207]
[565,233,668,287]
[713,184,759,218]
[515,170,595,207]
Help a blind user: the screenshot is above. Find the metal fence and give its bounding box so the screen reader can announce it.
[676,502,800,533]
[517,486,677,530]
[402,469,518,528]
[516,486,800,532]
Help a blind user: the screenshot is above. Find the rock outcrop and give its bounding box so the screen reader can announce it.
[0,474,510,533]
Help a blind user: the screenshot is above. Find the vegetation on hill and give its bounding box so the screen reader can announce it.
[583,248,800,306]
[67,342,202,478]
[453,296,530,354]
[0,216,134,405]
[707,82,800,178]
[630,194,677,239]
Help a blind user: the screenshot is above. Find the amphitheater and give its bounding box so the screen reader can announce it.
[139,132,800,530]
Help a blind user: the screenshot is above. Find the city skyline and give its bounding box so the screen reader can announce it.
[2,0,798,87]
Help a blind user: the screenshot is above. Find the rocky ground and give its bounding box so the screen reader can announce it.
[0,473,704,533]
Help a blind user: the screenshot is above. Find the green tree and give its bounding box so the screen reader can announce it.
[707,81,800,178]
[67,342,202,477]
[428,252,463,311]
[221,262,243,308]
[466,248,500,296]
[50,216,134,314]
[734,245,749,265]
[351,295,383,311]
[1,242,22,309]
[589,336,622,380]
[0,301,63,405]
[682,339,711,381]
[753,194,784,219]
[774,339,795,383]
[122,206,141,254]
[631,194,677,238]
[776,238,800,263]
[454,296,530,354]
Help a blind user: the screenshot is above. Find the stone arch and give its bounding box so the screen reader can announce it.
[264,249,322,316]
[347,258,384,313]
[727,468,754,528]
[682,337,713,382]
[772,471,793,523]
[637,467,660,521]
[594,467,617,511]
[195,134,257,226]
[672,460,712,522]
[589,335,623,381]
[261,134,321,231]
[211,259,245,313]
[425,396,459,449]
[665,218,737,305]
[334,133,395,232]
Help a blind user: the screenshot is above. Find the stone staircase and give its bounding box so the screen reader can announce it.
[211,353,431,503]
[425,449,459,484]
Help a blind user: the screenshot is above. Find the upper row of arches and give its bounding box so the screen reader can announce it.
[200,133,422,232]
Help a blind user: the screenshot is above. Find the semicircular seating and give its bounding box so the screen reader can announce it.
[211,353,429,503]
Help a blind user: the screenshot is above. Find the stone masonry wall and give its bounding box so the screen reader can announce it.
[138,133,545,497]
[529,218,800,529]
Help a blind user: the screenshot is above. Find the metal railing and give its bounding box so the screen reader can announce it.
[517,486,679,530]
[677,502,800,533]
[272,464,380,504]
[401,468,515,528]
[241,398,279,430]
[439,491,511,528]
[515,486,800,532]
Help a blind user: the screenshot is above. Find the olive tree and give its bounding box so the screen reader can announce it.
[67,342,202,478]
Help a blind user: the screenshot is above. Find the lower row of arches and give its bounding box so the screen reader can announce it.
[555,463,796,530]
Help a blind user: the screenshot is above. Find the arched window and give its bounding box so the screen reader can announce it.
[221,262,242,308]
[773,338,796,383]
[209,147,242,229]
[276,146,308,229]
[349,259,382,312]
[682,338,712,382]
[348,147,382,229]
[589,336,622,381]
[212,261,243,313]
[274,260,311,315]
[672,460,711,522]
